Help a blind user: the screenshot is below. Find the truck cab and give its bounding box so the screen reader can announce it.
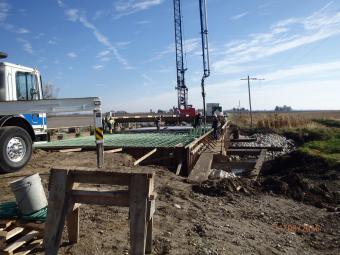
[0,61,47,172]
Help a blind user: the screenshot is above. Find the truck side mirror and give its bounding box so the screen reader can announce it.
[30,88,38,99]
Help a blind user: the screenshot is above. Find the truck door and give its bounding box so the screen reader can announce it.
[16,72,46,131]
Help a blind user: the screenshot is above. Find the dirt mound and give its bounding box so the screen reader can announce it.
[192,177,260,197]
[261,173,339,210]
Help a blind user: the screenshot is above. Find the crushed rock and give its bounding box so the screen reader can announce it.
[230,133,295,158]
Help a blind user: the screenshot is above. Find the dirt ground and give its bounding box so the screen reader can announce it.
[0,150,339,255]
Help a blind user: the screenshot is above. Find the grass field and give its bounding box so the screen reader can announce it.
[230,111,340,166]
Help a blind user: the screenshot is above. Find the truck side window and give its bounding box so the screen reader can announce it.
[16,72,27,100]
[16,72,39,100]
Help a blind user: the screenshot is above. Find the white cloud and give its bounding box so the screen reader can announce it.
[93,65,104,70]
[17,38,34,54]
[213,3,340,73]
[149,38,200,62]
[114,0,164,18]
[61,7,132,69]
[67,52,77,58]
[231,12,249,20]
[0,0,10,22]
[57,0,65,8]
[137,20,151,25]
[65,9,79,22]
[184,38,200,54]
[259,60,340,81]
[116,41,132,48]
[16,27,29,34]
[48,39,57,45]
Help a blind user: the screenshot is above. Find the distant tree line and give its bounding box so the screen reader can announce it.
[275,105,293,112]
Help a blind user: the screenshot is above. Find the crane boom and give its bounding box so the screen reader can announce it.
[173,0,188,110]
[199,0,210,79]
[199,0,210,124]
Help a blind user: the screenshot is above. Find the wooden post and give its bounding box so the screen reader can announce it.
[129,175,149,255]
[145,218,153,254]
[66,206,80,244]
[44,169,71,255]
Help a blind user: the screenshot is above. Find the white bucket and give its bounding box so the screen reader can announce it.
[10,173,48,215]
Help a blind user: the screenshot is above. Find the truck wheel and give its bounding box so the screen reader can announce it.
[0,127,33,173]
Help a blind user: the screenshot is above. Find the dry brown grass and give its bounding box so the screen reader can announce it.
[230,111,340,129]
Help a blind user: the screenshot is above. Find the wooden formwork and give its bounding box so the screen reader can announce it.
[43,168,156,255]
[183,123,230,177]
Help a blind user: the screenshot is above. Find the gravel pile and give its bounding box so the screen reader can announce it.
[230,133,295,158]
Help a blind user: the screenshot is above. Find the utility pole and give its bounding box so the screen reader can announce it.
[240,76,264,128]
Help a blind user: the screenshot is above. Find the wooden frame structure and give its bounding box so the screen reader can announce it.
[43,167,156,255]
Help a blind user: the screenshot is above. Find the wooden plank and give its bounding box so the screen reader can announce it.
[230,138,257,142]
[64,168,154,186]
[3,230,39,254]
[175,162,182,176]
[190,143,204,155]
[0,221,15,231]
[59,148,82,153]
[15,223,44,232]
[0,227,24,244]
[134,149,157,166]
[14,239,43,255]
[249,149,267,180]
[104,148,123,154]
[43,169,70,255]
[66,206,79,244]
[147,200,155,221]
[188,152,214,182]
[129,175,149,255]
[229,146,283,151]
[71,190,129,207]
[185,129,213,149]
[71,171,131,186]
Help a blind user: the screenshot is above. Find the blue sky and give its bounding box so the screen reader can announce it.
[1,0,340,111]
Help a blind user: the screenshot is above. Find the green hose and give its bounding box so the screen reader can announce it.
[0,201,47,222]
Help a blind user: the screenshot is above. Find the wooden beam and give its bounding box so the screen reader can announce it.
[249,149,267,180]
[134,149,157,166]
[43,169,71,255]
[71,190,129,207]
[230,138,257,142]
[129,175,149,255]
[65,168,154,186]
[229,146,283,151]
[66,206,80,244]
[145,218,153,254]
[175,162,182,176]
[185,129,213,149]
[190,143,204,155]
[104,148,123,154]
[0,227,24,245]
[59,148,82,153]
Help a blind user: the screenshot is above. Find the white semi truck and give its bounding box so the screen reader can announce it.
[0,52,104,173]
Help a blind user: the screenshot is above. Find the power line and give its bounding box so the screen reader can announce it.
[240,76,265,128]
